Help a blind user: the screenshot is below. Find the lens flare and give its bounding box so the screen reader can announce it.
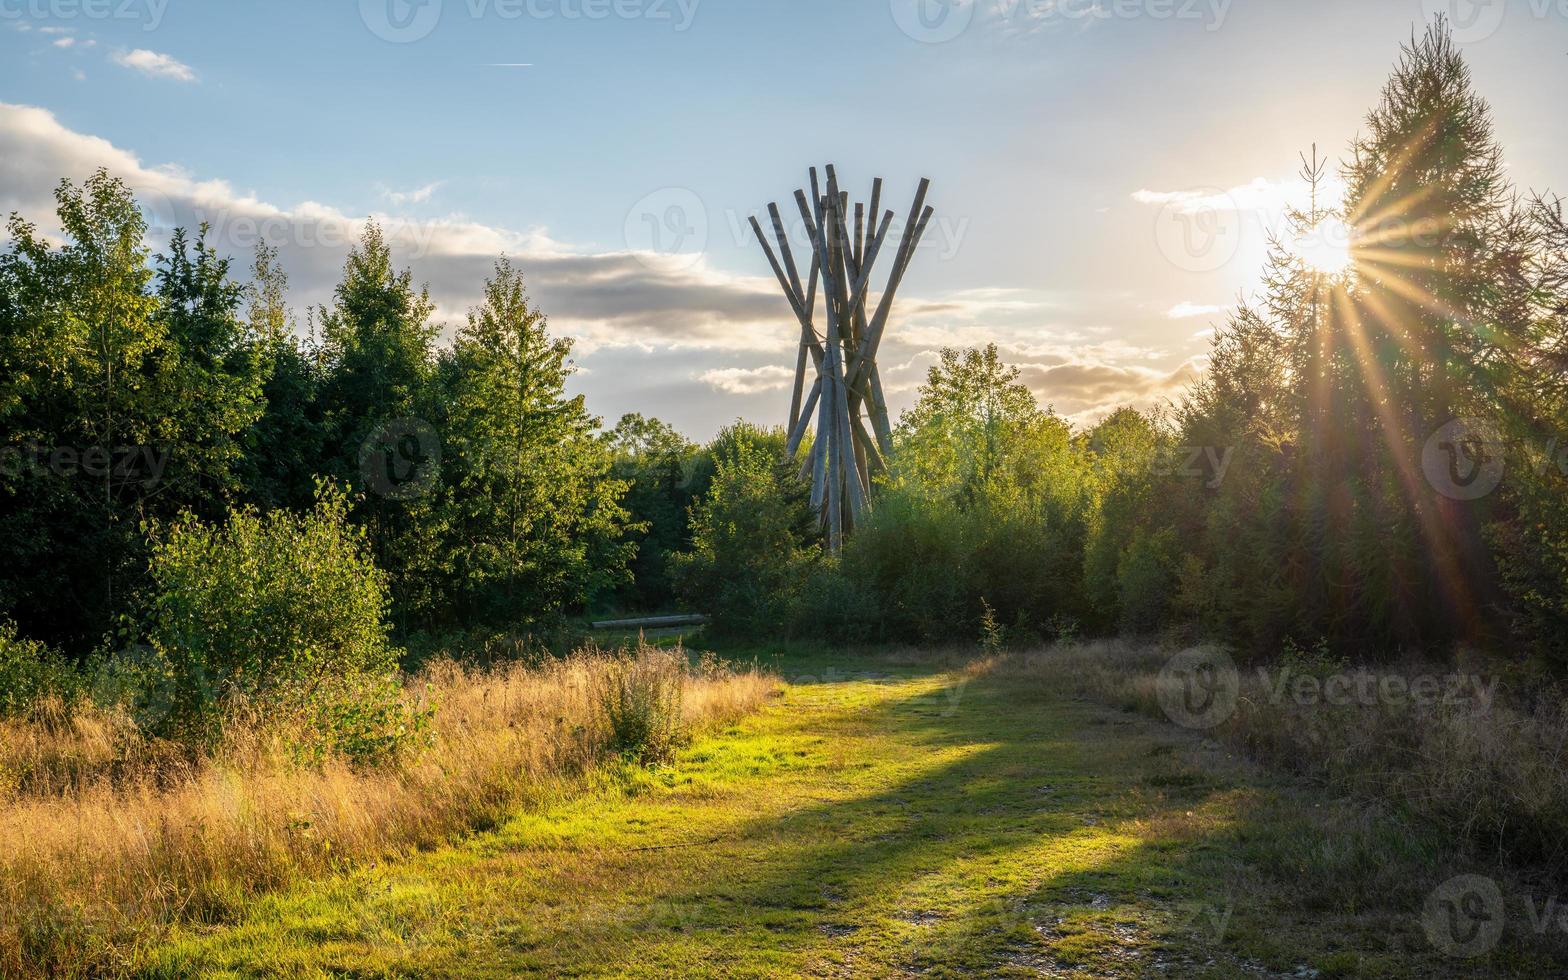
[1291,216,1356,276]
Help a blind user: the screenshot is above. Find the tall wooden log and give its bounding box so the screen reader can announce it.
[751,165,933,549]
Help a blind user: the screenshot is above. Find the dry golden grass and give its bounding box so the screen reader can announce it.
[0,642,776,977]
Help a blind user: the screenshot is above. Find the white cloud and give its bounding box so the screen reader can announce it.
[1132,174,1348,217]
[0,101,785,356]
[52,37,75,48]
[697,365,797,395]
[1166,302,1223,319]
[1132,178,1279,214]
[1015,356,1201,425]
[384,181,444,206]
[112,49,196,82]
[0,101,1213,436]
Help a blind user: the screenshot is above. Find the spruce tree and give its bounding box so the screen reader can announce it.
[436,258,632,626]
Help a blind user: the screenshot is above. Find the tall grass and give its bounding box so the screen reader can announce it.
[595,647,687,763]
[994,640,1568,877]
[0,642,775,977]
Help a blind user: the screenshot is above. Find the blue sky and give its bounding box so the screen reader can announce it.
[2,0,1565,437]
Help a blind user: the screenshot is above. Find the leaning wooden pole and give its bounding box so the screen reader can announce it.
[751,165,933,549]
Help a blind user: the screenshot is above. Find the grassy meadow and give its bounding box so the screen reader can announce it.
[98,642,1568,978]
[0,643,772,976]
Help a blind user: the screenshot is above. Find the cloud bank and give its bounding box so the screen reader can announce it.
[0,102,1204,435]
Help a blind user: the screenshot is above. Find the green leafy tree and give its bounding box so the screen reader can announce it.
[0,172,263,651]
[1079,408,1166,632]
[844,344,1086,641]
[672,437,817,636]
[154,225,269,512]
[895,344,1061,505]
[604,413,699,610]
[1326,21,1524,644]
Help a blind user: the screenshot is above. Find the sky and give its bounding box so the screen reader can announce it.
[2,0,1565,439]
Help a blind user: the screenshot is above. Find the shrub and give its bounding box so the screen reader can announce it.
[0,622,82,716]
[839,490,968,642]
[790,559,882,644]
[1115,526,1179,634]
[594,645,686,763]
[273,671,433,766]
[671,440,817,636]
[837,486,1084,645]
[139,484,407,749]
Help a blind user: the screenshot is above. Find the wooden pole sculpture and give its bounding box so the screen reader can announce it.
[749,166,934,551]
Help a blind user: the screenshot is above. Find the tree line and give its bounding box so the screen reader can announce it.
[3,20,1567,707]
[674,23,1568,667]
[0,170,637,659]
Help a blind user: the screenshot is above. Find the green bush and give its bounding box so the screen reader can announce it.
[140,484,408,748]
[0,622,82,715]
[671,440,817,636]
[1115,527,1179,634]
[791,559,883,644]
[285,671,432,766]
[835,489,1084,646]
[839,491,967,641]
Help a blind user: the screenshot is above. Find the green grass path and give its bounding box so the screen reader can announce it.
[141,653,1521,978]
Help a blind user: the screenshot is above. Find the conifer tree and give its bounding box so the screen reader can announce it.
[436,259,632,625]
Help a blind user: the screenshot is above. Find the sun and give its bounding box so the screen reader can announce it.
[1291,216,1356,276]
